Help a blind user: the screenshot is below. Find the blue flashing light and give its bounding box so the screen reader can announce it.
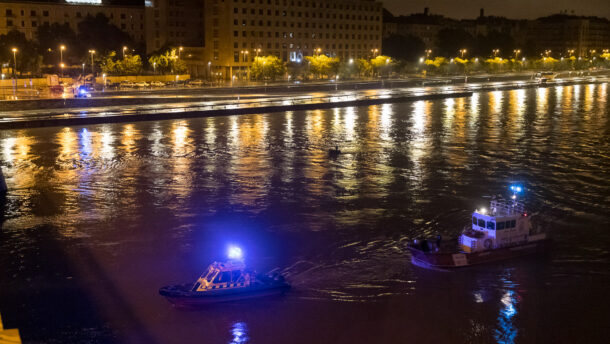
[227,245,243,260]
[510,185,523,193]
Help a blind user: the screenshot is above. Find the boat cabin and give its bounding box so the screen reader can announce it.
[191,261,251,292]
[460,198,532,253]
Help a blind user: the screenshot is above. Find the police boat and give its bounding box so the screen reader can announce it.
[408,185,550,269]
[159,246,290,308]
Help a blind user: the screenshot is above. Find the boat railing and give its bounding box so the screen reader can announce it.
[490,199,524,216]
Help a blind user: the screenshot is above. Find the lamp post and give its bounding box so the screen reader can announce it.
[82,63,85,75]
[122,46,128,59]
[60,44,66,77]
[89,49,96,75]
[425,49,432,59]
[513,49,521,60]
[11,48,18,78]
[178,46,183,59]
[492,49,500,57]
[460,49,467,58]
[255,48,261,57]
[315,48,322,56]
[153,62,156,74]
[371,48,379,58]
[544,49,551,57]
[207,61,211,81]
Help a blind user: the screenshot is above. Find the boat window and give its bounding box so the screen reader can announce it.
[478,219,485,227]
[487,221,495,230]
[213,271,231,283]
[472,217,477,225]
[206,271,216,282]
[231,270,242,282]
[497,221,505,230]
[505,220,512,228]
[511,220,516,228]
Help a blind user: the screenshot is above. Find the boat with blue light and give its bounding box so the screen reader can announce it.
[408,185,550,269]
[159,246,290,308]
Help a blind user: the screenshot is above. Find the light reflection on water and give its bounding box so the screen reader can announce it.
[230,322,249,344]
[0,84,609,343]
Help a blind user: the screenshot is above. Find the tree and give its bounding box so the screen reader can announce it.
[0,30,40,75]
[36,23,78,65]
[148,48,187,74]
[250,55,286,80]
[370,55,393,76]
[484,57,508,73]
[437,28,474,58]
[424,57,448,75]
[304,55,340,78]
[356,58,373,77]
[101,51,143,75]
[76,13,134,59]
[382,34,426,62]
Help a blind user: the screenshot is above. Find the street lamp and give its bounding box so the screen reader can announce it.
[425,49,432,59]
[82,63,85,75]
[11,48,18,78]
[59,44,66,77]
[315,48,322,55]
[513,49,521,60]
[207,61,211,81]
[492,49,500,57]
[589,49,596,57]
[255,48,261,57]
[88,49,96,75]
[459,49,467,58]
[178,46,183,59]
[60,63,65,77]
[371,48,379,57]
[122,46,128,59]
[544,50,551,57]
[153,62,156,74]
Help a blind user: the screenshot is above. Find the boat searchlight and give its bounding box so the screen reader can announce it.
[228,245,244,260]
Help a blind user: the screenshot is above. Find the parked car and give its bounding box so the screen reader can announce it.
[150,81,165,87]
[120,81,136,88]
[135,81,150,87]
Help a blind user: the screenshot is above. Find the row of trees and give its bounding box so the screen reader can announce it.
[421,54,610,75]
[248,55,394,81]
[100,48,187,75]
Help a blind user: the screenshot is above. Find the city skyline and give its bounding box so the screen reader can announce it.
[383,0,610,20]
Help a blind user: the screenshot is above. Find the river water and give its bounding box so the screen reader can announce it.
[0,84,609,343]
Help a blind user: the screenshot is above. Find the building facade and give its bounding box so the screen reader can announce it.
[0,0,145,42]
[144,0,204,53]
[526,15,610,57]
[188,0,383,78]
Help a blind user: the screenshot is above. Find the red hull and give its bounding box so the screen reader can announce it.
[408,240,550,269]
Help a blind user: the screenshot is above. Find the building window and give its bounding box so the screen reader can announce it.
[234,52,239,62]
[6,19,13,26]
[5,9,12,16]
[30,10,36,16]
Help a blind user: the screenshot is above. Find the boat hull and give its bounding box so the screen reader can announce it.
[408,239,550,269]
[159,283,290,308]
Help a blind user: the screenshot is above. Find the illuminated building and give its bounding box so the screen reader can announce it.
[184,0,383,78]
[0,0,145,41]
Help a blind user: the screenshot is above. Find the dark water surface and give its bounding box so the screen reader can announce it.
[1,84,609,343]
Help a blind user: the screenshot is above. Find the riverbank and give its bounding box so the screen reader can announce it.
[0,72,608,130]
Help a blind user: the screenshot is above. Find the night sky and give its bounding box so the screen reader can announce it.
[383,0,610,19]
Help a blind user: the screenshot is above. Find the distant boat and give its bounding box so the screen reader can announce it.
[408,185,550,269]
[328,145,341,155]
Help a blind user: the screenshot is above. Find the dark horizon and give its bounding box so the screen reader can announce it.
[383,0,610,20]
